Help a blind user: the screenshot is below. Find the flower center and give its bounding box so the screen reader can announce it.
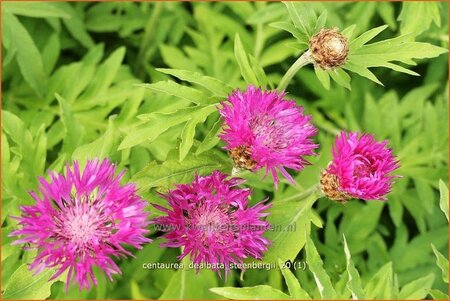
[249,115,288,150]
[53,198,113,250]
[188,203,234,242]
[353,157,374,178]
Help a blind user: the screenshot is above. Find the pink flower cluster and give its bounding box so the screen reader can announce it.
[10,86,400,292]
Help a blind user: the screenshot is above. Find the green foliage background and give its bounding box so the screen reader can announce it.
[1,1,449,300]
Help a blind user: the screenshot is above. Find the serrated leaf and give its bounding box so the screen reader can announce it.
[398,274,435,300]
[234,33,259,85]
[156,68,233,98]
[305,236,337,299]
[278,259,310,299]
[439,180,449,221]
[431,244,449,283]
[343,235,365,300]
[210,286,291,300]
[2,265,59,300]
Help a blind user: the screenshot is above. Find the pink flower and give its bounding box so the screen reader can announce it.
[322,131,400,201]
[152,171,270,276]
[10,159,151,291]
[219,86,318,186]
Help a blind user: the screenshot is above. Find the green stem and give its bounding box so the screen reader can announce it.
[134,2,163,77]
[278,184,322,203]
[277,50,312,91]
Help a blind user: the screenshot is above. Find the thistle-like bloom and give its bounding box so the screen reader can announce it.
[10,159,151,291]
[219,86,318,186]
[321,131,400,201]
[152,171,270,276]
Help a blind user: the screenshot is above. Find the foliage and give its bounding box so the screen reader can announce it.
[1,1,448,300]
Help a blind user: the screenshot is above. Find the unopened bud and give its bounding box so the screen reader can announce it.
[309,28,349,69]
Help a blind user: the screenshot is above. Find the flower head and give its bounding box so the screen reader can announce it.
[10,159,151,291]
[321,131,400,201]
[309,28,349,69]
[219,86,318,186]
[152,171,270,276]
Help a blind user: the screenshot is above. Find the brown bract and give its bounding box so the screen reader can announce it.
[309,28,349,69]
[320,170,352,202]
[229,146,257,170]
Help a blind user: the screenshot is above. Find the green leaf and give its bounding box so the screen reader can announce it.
[72,118,118,164]
[350,25,388,50]
[398,274,435,300]
[2,12,47,97]
[343,235,365,300]
[2,265,59,300]
[179,106,217,161]
[263,192,317,263]
[429,289,449,300]
[398,2,441,36]
[305,236,337,299]
[314,66,330,90]
[364,262,396,299]
[210,286,291,300]
[328,68,351,90]
[234,33,259,86]
[439,179,449,221]
[42,33,60,75]
[278,259,310,299]
[431,244,449,283]
[56,94,85,155]
[195,118,222,155]
[283,2,317,37]
[138,81,212,105]
[3,2,70,18]
[132,151,230,192]
[159,265,220,299]
[78,47,126,104]
[55,2,95,48]
[156,68,233,98]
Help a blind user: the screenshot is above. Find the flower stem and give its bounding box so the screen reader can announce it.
[277,50,313,92]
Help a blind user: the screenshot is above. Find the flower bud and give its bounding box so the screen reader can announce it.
[309,28,349,69]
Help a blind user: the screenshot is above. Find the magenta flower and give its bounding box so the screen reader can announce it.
[152,171,270,276]
[321,131,400,201]
[10,159,151,291]
[219,86,318,186]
